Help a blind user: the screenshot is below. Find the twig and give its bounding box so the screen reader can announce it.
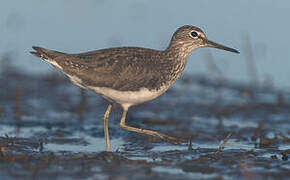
[215,133,232,154]
[188,138,193,151]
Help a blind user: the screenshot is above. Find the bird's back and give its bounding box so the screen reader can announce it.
[31,47,176,92]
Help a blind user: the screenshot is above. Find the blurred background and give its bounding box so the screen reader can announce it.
[1,0,289,89]
[1,2,290,179]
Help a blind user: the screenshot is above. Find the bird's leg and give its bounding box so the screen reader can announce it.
[103,104,112,152]
[119,108,183,144]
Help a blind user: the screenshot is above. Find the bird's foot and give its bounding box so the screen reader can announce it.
[156,133,186,145]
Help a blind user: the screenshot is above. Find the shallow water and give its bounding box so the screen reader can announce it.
[0,69,289,179]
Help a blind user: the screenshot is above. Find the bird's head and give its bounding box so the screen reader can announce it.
[168,25,239,54]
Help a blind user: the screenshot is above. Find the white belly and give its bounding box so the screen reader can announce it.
[66,74,170,109]
[88,85,169,109]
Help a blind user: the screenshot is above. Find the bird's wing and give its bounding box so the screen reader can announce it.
[55,47,167,91]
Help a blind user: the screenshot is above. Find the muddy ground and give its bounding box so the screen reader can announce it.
[0,64,289,180]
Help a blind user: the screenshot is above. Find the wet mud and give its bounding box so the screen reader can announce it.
[0,67,289,180]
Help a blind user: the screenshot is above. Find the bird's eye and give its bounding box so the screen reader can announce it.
[190,31,198,38]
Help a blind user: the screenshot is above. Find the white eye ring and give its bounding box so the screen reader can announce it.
[190,31,198,38]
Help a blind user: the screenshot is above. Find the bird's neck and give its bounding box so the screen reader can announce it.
[163,45,190,72]
[158,45,191,87]
[164,41,192,63]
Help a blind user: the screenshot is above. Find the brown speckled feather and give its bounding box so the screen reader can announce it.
[30,25,238,93]
[32,46,185,91]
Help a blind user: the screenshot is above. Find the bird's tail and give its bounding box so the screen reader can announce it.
[30,46,66,61]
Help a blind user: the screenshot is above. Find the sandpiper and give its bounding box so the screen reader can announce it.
[30,25,239,151]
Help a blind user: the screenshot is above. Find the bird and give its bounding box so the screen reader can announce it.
[30,25,239,151]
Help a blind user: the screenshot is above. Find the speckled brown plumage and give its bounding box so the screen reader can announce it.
[30,25,239,93]
[30,25,240,102]
[32,46,187,91]
[61,47,187,91]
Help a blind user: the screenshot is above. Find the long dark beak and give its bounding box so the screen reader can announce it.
[205,39,239,54]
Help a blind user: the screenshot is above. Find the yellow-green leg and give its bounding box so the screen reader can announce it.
[119,108,182,144]
[103,104,112,151]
